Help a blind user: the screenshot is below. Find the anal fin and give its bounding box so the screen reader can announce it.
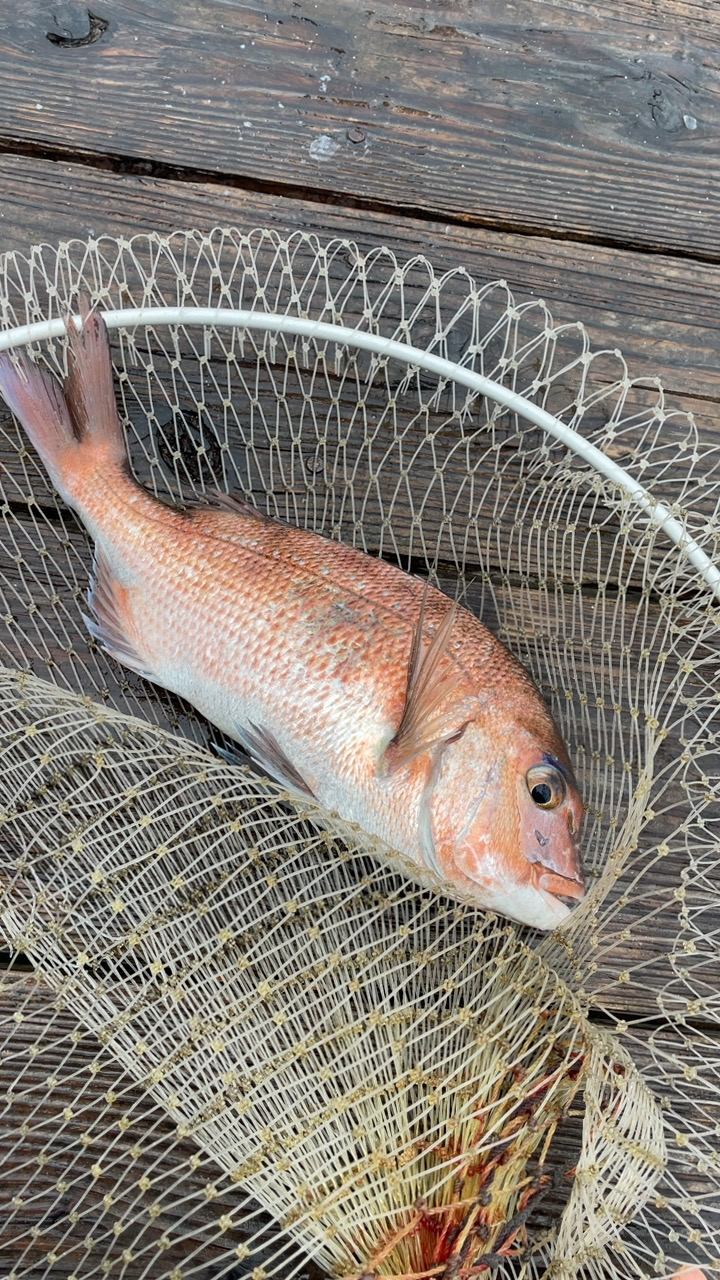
[223,721,315,800]
[83,547,154,679]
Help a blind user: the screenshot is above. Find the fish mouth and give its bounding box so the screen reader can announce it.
[533,865,586,906]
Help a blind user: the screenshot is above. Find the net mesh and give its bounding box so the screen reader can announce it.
[0,229,718,1280]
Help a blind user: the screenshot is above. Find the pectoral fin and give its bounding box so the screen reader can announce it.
[383,584,471,775]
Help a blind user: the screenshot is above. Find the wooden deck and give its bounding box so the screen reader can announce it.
[0,0,718,1275]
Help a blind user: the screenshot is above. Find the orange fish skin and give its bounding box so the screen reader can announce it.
[0,305,585,930]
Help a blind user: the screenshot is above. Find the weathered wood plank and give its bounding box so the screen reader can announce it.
[1,162,718,576]
[1,161,718,600]
[0,972,580,1271]
[0,973,322,1280]
[0,156,719,404]
[0,1,719,257]
[3,975,718,1279]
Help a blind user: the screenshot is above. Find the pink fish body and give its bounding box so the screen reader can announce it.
[0,303,585,930]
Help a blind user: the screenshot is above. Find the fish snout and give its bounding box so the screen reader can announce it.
[526,819,586,908]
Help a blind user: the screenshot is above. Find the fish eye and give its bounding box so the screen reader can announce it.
[526,764,565,809]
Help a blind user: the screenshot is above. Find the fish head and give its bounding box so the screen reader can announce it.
[423,720,585,931]
[511,742,585,908]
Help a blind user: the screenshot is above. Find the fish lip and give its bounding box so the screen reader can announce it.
[534,866,586,904]
[458,863,579,930]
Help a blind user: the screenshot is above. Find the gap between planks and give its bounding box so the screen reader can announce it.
[1,134,719,268]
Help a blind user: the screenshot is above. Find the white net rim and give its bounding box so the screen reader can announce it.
[1,302,719,603]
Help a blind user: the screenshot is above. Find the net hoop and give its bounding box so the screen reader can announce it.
[1,303,718,603]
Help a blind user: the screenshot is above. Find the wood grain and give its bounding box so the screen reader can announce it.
[0,156,719,405]
[0,973,322,1280]
[0,973,580,1275]
[0,156,718,586]
[2,974,717,1279]
[0,1,719,257]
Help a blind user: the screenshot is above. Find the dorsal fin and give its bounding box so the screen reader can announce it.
[382,583,471,775]
[190,489,271,521]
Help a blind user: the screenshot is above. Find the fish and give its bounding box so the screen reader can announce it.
[0,300,585,930]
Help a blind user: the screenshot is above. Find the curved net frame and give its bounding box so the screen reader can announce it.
[0,229,718,1280]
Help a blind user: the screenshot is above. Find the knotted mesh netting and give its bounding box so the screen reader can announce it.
[0,229,718,1280]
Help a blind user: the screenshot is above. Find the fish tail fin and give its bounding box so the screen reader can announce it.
[0,296,127,505]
